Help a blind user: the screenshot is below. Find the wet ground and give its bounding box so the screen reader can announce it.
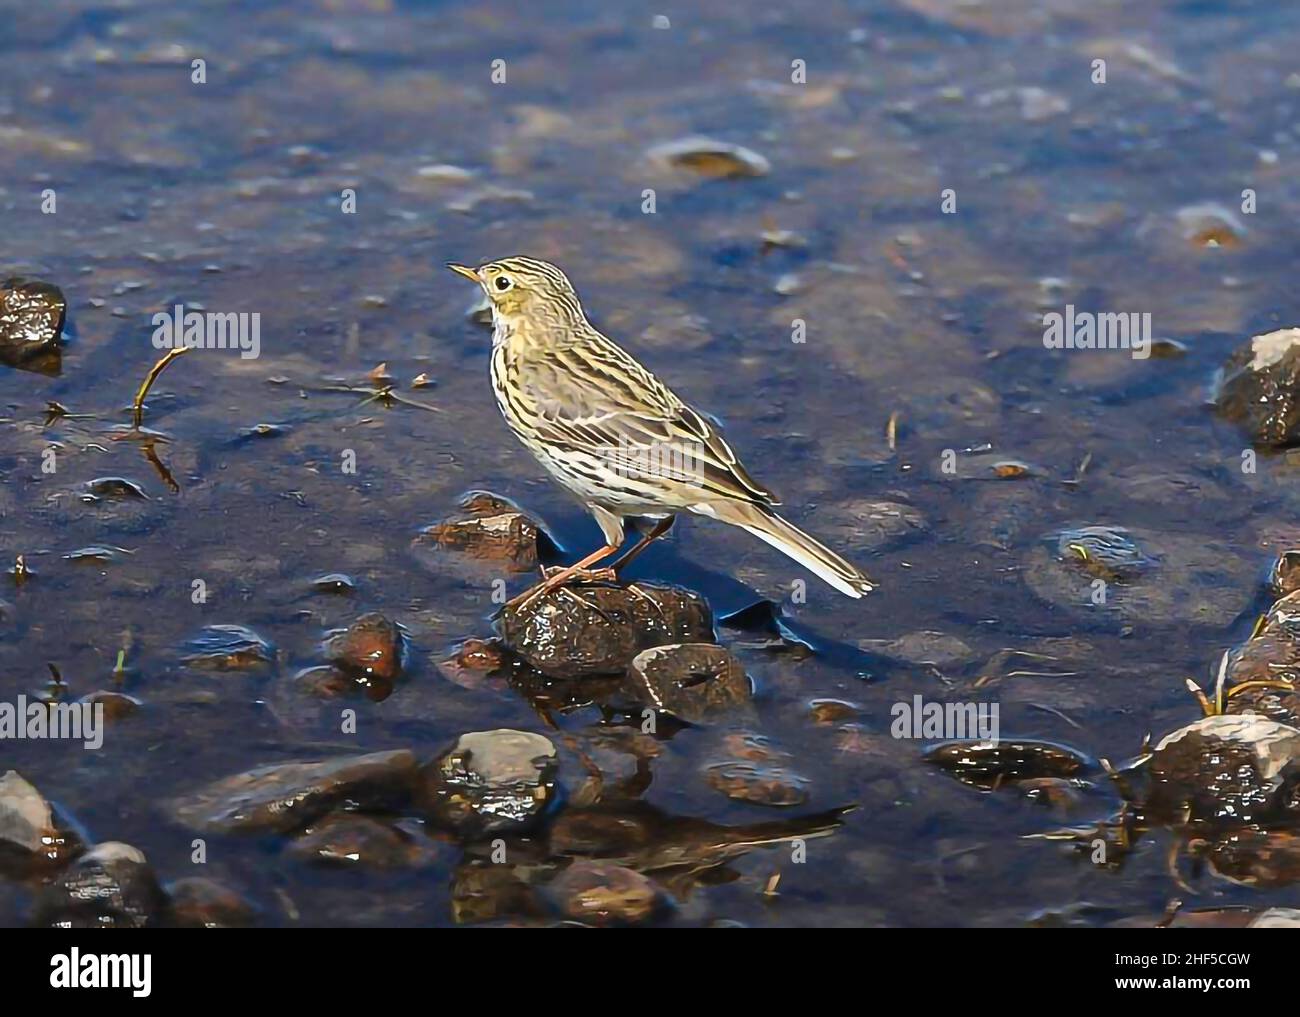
[3,0,1300,926]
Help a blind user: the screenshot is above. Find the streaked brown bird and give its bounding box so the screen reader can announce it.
[448,257,875,603]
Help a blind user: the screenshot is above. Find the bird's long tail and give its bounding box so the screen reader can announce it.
[709,500,876,599]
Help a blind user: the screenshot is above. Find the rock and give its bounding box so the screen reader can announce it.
[860,630,975,668]
[1249,908,1300,928]
[1147,714,1300,825]
[420,730,558,838]
[718,599,813,655]
[498,580,714,679]
[807,699,860,725]
[286,812,438,869]
[0,770,81,871]
[1024,526,1255,627]
[77,690,142,721]
[170,749,418,835]
[823,499,928,552]
[926,740,1090,789]
[1214,328,1300,448]
[548,861,665,926]
[323,612,404,685]
[83,476,148,501]
[180,624,276,672]
[1176,202,1246,248]
[1201,828,1300,888]
[547,802,848,873]
[646,136,770,178]
[34,842,166,929]
[703,761,810,806]
[415,490,558,572]
[437,638,507,690]
[166,877,257,928]
[627,643,752,724]
[1270,552,1300,598]
[310,573,356,596]
[0,277,65,371]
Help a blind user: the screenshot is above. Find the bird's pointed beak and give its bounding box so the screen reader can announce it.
[446,263,480,283]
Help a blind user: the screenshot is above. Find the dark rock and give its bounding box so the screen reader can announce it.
[626,642,751,724]
[181,624,276,673]
[166,877,257,928]
[450,859,544,924]
[719,599,814,654]
[286,812,438,869]
[499,580,714,679]
[925,740,1090,789]
[34,842,166,929]
[415,490,559,573]
[547,861,665,926]
[0,770,83,875]
[0,277,64,372]
[704,761,810,806]
[83,477,149,501]
[324,612,404,686]
[310,573,356,596]
[77,690,142,721]
[646,136,770,178]
[860,630,975,668]
[420,729,558,837]
[1146,715,1300,826]
[1201,828,1300,888]
[170,749,418,835]
[437,637,507,691]
[1214,328,1300,448]
[1268,551,1300,599]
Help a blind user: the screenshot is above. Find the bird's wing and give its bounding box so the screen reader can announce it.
[521,337,778,505]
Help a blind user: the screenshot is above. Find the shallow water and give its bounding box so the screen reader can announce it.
[3,0,1300,926]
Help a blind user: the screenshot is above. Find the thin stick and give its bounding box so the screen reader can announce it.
[131,347,191,429]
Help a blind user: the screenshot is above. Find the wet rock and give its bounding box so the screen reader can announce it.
[547,802,848,874]
[1017,777,1087,811]
[311,573,356,596]
[807,698,860,725]
[1177,202,1246,248]
[627,643,751,724]
[1024,526,1255,627]
[1147,715,1300,826]
[450,858,544,924]
[860,630,975,668]
[824,499,928,551]
[498,580,714,679]
[646,136,770,178]
[1269,552,1300,598]
[181,624,276,673]
[1250,908,1300,928]
[34,842,166,929]
[704,761,810,806]
[82,476,149,501]
[77,689,142,721]
[436,637,507,691]
[0,770,82,871]
[420,730,558,837]
[0,277,65,370]
[1200,828,1300,888]
[170,749,418,835]
[548,861,665,926]
[1214,328,1300,448]
[286,812,438,869]
[324,612,404,685]
[926,740,1090,789]
[1053,525,1151,582]
[166,877,257,928]
[415,490,558,572]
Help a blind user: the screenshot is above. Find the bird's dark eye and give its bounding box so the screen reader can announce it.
[494,276,512,291]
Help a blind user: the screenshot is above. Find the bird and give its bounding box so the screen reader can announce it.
[447,256,875,604]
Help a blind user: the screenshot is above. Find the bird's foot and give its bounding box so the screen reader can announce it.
[505,566,619,613]
[538,565,618,584]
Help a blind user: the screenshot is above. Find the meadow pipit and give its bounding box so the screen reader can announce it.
[448,257,876,603]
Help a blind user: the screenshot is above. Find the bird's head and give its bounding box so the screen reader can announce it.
[447,256,583,330]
